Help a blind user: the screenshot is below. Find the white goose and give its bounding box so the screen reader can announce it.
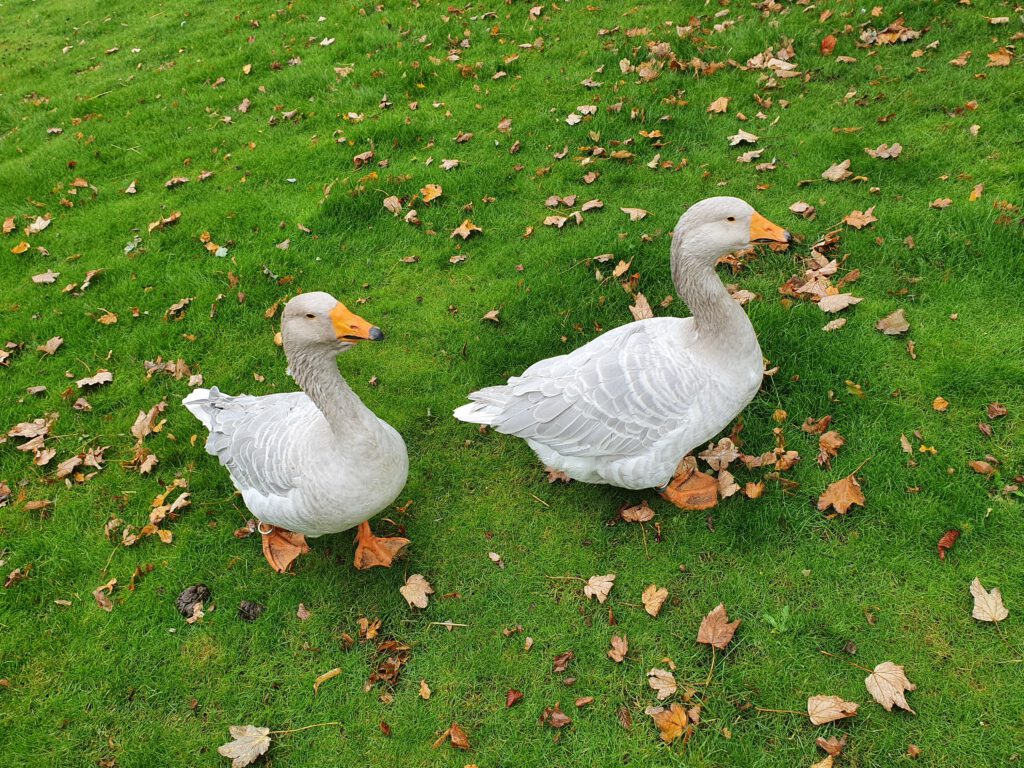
[454,197,790,507]
[183,292,409,572]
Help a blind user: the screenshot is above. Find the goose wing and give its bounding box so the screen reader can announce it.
[480,319,707,459]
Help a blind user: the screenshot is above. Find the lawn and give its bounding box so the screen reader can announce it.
[1,0,1023,766]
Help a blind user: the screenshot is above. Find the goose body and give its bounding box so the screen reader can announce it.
[454,197,790,498]
[184,292,410,571]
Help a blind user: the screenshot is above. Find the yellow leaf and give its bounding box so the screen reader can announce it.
[420,183,442,203]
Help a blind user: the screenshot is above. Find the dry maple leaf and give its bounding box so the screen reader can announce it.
[843,207,877,229]
[987,47,1013,67]
[620,207,648,221]
[876,308,910,335]
[649,703,691,744]
[620,500,654,522]
[728,129,759,145]
[970,577,1009,622]
[642,585,669,617]
[218,725,271,768]
[818,293,863,313]
[506,689,524,707]
[481,309,500,324]
[817,431,845,467]
[707,96,729,113]
[399,574,434,609]
[817,472,865,516]
[451,219,482,239]
[807,694,859,725]
[647,668,677,700]
[92,578,116,612]
[865,142,903,159]
[76,370,113,389]
[811,757,834,768]
[816,735,848,757]
[608,635,628,663]
[420,184,442,203]
[584,573,616,603]
[699,438,740,471]
[552,650,574,673]
[540,703,573,729]
[697,603,740,650]
[790,201,816,219]
[821,34,837,56]
[629,292,653,321]
[822,160,852,182]
[865,661,916,713]
[37,336,63,355]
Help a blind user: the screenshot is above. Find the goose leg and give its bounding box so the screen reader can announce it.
[353,520,410,570]
[260,525,310,573]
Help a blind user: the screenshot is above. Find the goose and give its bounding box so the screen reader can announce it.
[183,292,410,572]
[454,196,791,507]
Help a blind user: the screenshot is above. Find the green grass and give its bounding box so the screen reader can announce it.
[2,0,1023,766]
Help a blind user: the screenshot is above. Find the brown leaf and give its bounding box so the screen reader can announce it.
[698,438,740,471]
[540,703,572,729]
[970,577,1009,622]
[76,370,113,389]
[728,129,759,146]
[37,336,63,355]
[969,460,994,476]
[817,431,845,467]
[420,184,442,203]
[811,757,834,768]
[92,578,116,612]
[987,47,1013,67]
[822,160,852,182]
[642,584,669,617]
[313,667,341,694]
[481,309,500,324]
[707,96,730,113]
[987,402,1008,419]
[807,694,859,725]
[876,308,910,335]
[930,198,952,209]
[296,602,311,620]
[451,219,482,239]
[608,634,628,663]
[649,703,691,744]
[816,735,848,757]
[32,269,60,284]
[818,293,863,313]
[647,668,677,700]
[820,34,837,56]
[790,201,817,219]
[937,529,960,560]
[865,142,903,159]
[506,689,524,707]
[218,725,271,768]
[620,207,649,221]
[552,650,575,673]
[629,292,654,321]
[583,573,615,603]
[620,500,654,523]
[817,472,865,516]
[865,661,916,713]
[842,207,877,229]
[697,603,740,649]
[399,573,434,609]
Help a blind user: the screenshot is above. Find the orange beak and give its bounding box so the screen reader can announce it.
[329,302,383,342]
[749,211,791,244]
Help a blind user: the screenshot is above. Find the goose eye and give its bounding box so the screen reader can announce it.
[726,216,736,222]
[305,313,316,319]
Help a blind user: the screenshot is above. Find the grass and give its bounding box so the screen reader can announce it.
[1,0,1023,765]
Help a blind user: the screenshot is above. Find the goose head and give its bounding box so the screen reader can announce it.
[281,291,383,355]
[673,196,791,265]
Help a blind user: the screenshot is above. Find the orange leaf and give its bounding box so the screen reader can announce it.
[817,472,865,516]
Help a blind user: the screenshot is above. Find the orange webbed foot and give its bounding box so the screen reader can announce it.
[658,466,719,510]
[353,520,410,570]
[260,525,310,573]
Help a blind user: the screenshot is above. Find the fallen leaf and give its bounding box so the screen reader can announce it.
[92,578,116,611]
[608,634,628,662]
[32,269,60,284]
[865,142,902,159]
[399,573,434,609]
[987,47,1013,67]
[218,725,271,768]
[76,370,113,389]
[816,735,848,757]
[811,757,834,768]
[296,602,311,620]
[970,577,1008,623]
[818,293,863,313]
[843,207,877,229]
[932,396,949,412]
[808,694,859,725]
[649,703,691,744]
[865,661,916,713]
[707,96,730,113]
[620,500,654,522]
[584,573,616,603]
[620,207,649,221]
[697,603,740,649]
[553,650,575,673]
[987,403,1008,420]
[817,472,865,516]
[817,431,845,467]
[937,529,960,560]
[647,668,677,700]
[313,667,341,694]
[876,308,910,335]
[820,34,837,56]
[790,201,816,219]
[540,703,573,729]
[969,460,994,476]
[506,689,524,707]
[930,198,952,209]
[642,585,669,617]
[822,160,852,182]
[37,336,63,355]
[420,184,442,203]
[728,129,759,146]
[451,219,482,239]
[629,293,653,321]
[419,679,432,700]
[481,309,500,324]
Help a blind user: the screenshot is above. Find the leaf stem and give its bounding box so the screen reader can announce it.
[269,721,343,736]
[754,707,809,717]
[703,646,717,688]
[819,649,873,673]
